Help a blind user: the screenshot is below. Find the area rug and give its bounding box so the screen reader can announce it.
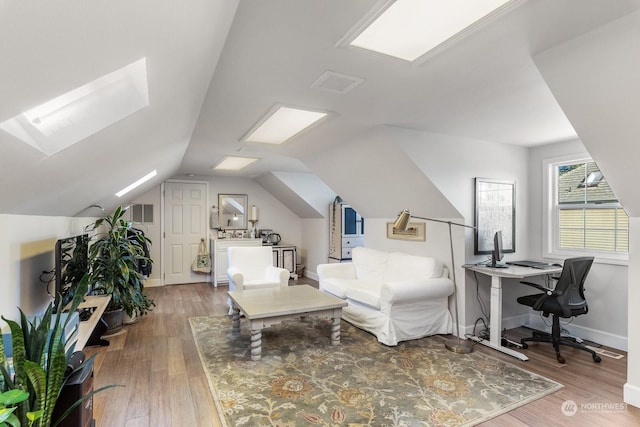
[190,316,562,426]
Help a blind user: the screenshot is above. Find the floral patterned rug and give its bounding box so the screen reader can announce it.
[190,316,562,426]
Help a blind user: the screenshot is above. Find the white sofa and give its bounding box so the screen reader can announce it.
[317,246,454,346]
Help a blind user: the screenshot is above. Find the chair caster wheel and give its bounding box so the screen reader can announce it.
[521,342,528,349]
[556,354,566,364]
[593,355,602,363]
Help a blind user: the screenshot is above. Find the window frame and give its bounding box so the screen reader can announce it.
[543,153,628,265]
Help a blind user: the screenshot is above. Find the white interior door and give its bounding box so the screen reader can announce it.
[163,181,208,285]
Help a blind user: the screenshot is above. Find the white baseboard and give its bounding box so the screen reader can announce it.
[143,278,163,288]
[462,313,627,351]
[304,271,319,281]
[624,383,640,408]
[525,316,628,351]
[502,314,530,332]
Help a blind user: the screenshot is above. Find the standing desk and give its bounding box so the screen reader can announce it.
[463,264,563,361]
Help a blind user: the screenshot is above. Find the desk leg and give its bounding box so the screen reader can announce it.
[469,275,529,361]
[490,276,503,346]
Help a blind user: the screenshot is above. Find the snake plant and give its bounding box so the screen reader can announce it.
[0,274,113,427]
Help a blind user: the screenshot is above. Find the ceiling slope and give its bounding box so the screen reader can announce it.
[534,10,640,216]
[0,0,238,216]
[255,172,336,219]
[302,126,461,220]
[183,0,640,184]
[3,1,640,217]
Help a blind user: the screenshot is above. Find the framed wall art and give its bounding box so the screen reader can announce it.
[386,222,426,241]
[474,178,515,254]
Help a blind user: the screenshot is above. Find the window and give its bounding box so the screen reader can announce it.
[547,157,628,262]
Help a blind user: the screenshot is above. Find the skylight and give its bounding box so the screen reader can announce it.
[0,58,149,156]
[345,0,517,62]
[213,156,259,171]
[243,105,328,144]
[115,169,157,197]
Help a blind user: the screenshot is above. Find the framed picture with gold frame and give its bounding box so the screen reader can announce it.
[386,222,425,241]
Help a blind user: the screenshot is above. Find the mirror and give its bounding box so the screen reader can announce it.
[218,194,248,230]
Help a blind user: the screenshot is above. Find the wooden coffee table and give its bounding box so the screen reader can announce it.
[228,285,347,361]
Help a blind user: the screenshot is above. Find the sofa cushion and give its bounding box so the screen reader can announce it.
[352,247,387,285]
[321,278,358,299]
[384,252,442,283]
[346,282,384,310]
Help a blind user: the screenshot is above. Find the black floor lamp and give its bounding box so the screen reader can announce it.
[393,209,475,354]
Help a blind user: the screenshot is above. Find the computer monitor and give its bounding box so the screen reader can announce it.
[490,231,507,268]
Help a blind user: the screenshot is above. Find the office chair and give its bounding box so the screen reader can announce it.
[517,257,601,363]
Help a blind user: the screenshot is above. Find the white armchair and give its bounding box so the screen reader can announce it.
[227,245,289,291]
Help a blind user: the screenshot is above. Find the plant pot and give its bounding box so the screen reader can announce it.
[102,308,124,334]
[123,311,139,325]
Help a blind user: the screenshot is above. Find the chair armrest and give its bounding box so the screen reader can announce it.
[265,265,290,286]
[381,278,454,305]
[520,280,554,296]
[227,266,244,288]
[520,280,561,311]
[317,263,356,281]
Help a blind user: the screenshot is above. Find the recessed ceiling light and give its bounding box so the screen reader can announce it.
[115,169,157,197]
[243,105,329,144]
[213,156,259,171]
[342,0,519,62]
[0,58,149,156]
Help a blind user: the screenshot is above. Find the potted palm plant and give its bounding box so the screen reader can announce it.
[87,206,155,332]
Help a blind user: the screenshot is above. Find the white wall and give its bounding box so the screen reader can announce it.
[300,218,328,280]
[391,127,530,261]
[0,214,94,321]
[390,127,532,334]
[625,218,640,407]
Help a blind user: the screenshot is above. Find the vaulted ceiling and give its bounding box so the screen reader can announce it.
[2,0,639,217]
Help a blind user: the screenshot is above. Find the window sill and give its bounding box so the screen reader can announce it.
[543,249,628,267]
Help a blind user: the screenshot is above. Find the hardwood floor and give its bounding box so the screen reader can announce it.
[86,279,640,426]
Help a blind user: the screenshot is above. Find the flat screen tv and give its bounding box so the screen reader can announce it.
[54,234,89,312]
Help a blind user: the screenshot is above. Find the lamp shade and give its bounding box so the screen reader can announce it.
[393,209,411,231]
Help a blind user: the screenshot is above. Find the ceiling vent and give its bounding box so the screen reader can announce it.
[311,71,365,94]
